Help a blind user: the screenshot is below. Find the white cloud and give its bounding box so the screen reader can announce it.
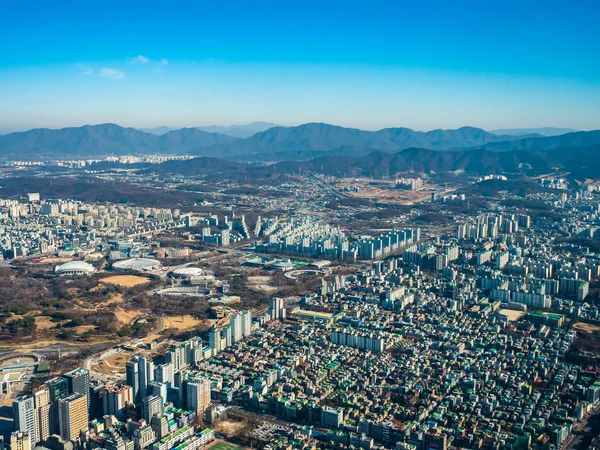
[99,68,126,80]
[128,55,150,64]
[159,58,168,66]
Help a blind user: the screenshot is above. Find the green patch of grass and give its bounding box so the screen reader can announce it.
[208,443,242,450]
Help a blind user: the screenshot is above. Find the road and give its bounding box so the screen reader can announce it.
[86,314,165,382]
[564,404,600,449]
[309,174,354,199]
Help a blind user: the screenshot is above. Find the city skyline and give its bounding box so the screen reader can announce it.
[1,0,600,133]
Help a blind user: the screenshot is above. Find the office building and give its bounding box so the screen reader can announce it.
[321,407,343,428]
[138,357,155,400]
[63,368,90,409]
[13,395,37,444]
[89,383,105,421]
[46,377,69,401]
[126,359,140,404]
[46,377,69,435]
[58,393,88,442]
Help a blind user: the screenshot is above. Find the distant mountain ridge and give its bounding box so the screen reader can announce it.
[1,122,600,161]
[490,127,578,137]
[139,122,278,138]
[0,124,238,159]
[139,126,177,135]
[196,122,279,138]
[190,123,542,158]
[473,130,600,152]
[158,128,238,153]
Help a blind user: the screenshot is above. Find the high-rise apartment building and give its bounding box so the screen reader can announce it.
[230,313,242,343]
[154,364,174,389]
[241,310,252,337]
[185,378,211,415]
[141,395,164,422]
[10,432,32,450]
[166,345,187,373]
[184,337,203,366]
[208,327,221,352]
[33,385,51,443]
[149,381,168,405]
[102,385,133,420]
[268,297,286,321]
[150,415,169,440]
[128,356,156,403]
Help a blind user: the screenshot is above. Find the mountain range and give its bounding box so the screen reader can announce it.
[490,127,579,137]
[190,123,538,158]
[139,122,278,138]
[0,124,238,159]
[1,122,600,161]
[195,122,278,138]
[188,124,600,160]
[150,143,600,179]
[138,126,177,135]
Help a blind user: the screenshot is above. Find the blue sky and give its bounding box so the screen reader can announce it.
[1,0,599,132]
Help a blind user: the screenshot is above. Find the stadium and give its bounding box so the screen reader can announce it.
[54,260,96,275]
[170,266,204,279]
[112,258,161,272]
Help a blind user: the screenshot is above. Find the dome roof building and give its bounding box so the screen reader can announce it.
[55,260,96,275]
[171,267,204,279]
[112,258,161,272]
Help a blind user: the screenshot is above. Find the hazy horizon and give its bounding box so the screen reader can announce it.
[0,122,589,136]
[1,1,599,133]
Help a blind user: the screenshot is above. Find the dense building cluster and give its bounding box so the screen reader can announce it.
[6,180,600,450]
[256,216,420,261]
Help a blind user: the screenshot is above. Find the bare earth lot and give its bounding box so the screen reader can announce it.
[38,257,74,263]
[92,351,132,375]
[573,322,600,334]
[99,275,151,287]
[247,275,277,293]
[162,315,205,331]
